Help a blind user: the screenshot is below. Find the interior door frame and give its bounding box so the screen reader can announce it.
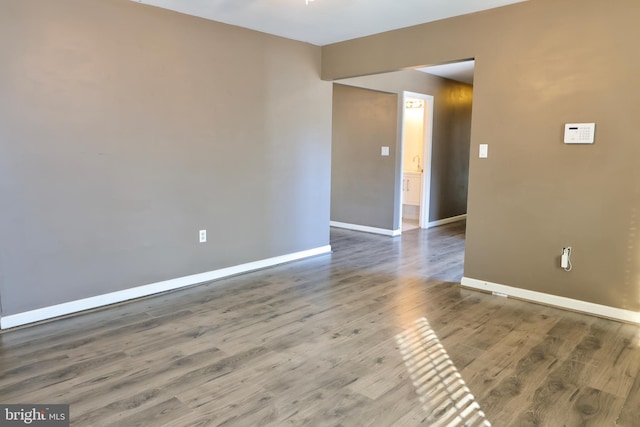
[400,91,434,229]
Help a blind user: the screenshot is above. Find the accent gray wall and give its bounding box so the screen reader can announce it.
[0,0,332,316]
[430,83,472,221]
[337,70,473,229]
[330,84,398,230]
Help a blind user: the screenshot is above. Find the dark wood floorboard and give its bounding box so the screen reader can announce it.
[1,221,639,426]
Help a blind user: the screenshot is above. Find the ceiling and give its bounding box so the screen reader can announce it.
[131,0,526,84]
[417,60,475,85]
[131,0,527,46]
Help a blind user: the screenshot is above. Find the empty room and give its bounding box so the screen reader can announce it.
[1,0,639,425]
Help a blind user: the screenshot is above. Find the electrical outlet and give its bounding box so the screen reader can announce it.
[561,246,572,271]
[199,230,207,243]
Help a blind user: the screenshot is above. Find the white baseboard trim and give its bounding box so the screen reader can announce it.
[330,221,401,237]
[427,214,467,228]
[0,245,332,330]
[461,277,640,325]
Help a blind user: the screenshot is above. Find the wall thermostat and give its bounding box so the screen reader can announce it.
[564,123,595,144]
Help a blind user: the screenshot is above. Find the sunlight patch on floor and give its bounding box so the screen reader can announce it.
[396,317,491,427]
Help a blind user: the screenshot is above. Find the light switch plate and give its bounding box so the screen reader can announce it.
[479,144,488,158]
[381,146,390,156]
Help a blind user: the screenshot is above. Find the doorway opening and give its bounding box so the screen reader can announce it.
[400,91,434,231]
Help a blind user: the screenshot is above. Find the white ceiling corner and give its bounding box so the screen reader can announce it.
[416,60,476,85]
[130,0,528,46]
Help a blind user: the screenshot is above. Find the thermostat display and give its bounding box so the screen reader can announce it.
[564,123,595,144]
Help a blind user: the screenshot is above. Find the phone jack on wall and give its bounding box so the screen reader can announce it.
[561,247,572,272]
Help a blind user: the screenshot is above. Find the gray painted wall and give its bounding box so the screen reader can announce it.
[431,84,472,220]
[331,84,398,230]
[322,0,640,312]
[337,70,473,229]
[0,0,332,316]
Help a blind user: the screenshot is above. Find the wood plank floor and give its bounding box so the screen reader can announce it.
[1,221,639,426]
